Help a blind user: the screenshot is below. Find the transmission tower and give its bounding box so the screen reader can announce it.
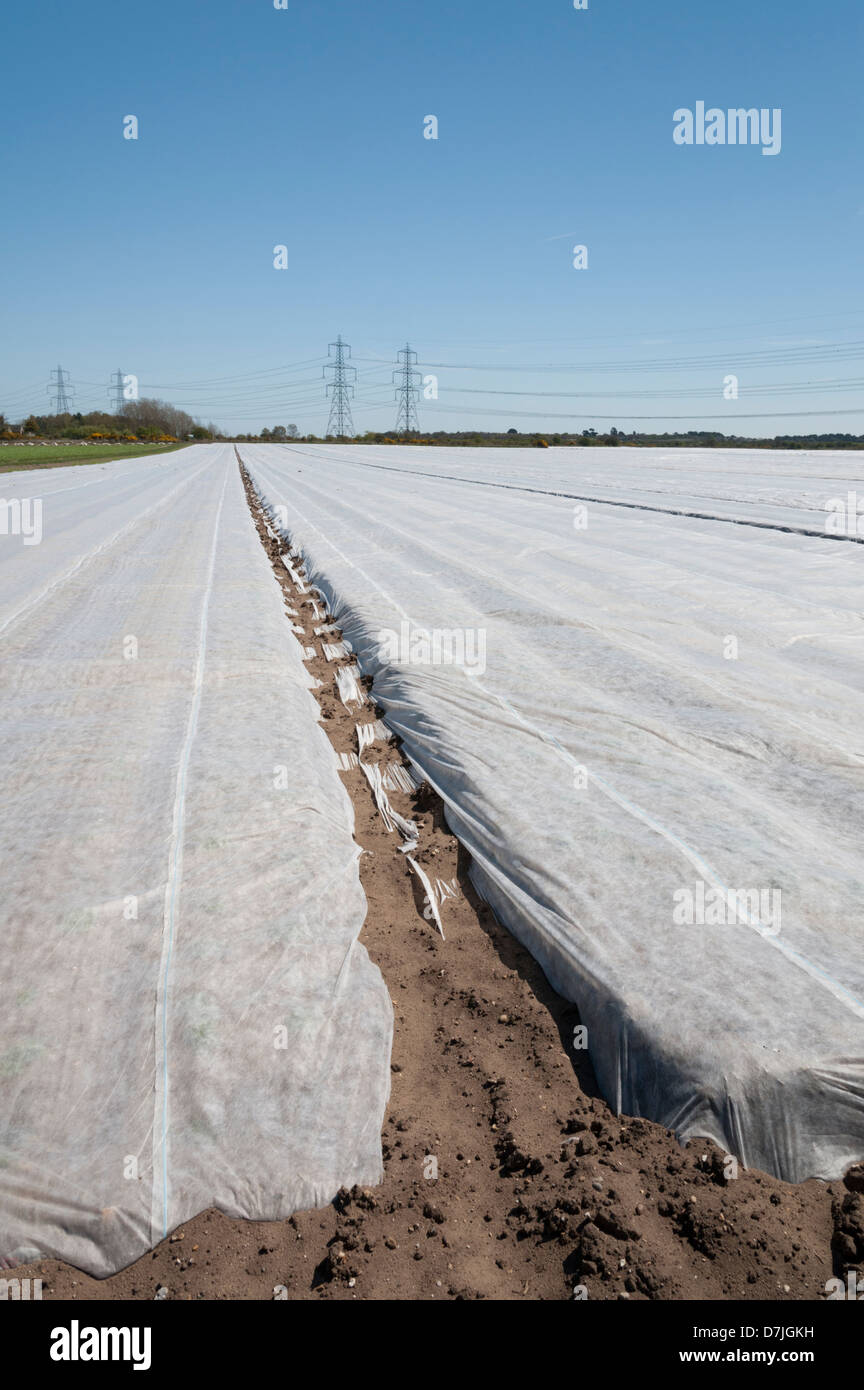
[323,336,356,438]
[108,369,126,413]
[48,364,74,414]
[393,344,421,436]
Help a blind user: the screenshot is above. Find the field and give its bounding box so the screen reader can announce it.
[0,440,186,471]
[2,442,863,1301]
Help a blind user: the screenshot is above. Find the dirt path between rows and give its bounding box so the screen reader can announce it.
[19,457,862,1301]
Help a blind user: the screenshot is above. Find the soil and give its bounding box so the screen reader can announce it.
[13,456,864,1302]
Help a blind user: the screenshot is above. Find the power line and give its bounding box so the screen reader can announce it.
[393,344,421,436]
[420,403,864,422]
[440,377,864,401]
[124,359,328,390]
[361,309,864,352]
[324,336,356,438]
[355,340,864,376]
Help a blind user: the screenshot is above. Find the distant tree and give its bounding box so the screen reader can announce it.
[287,424,299,438]
[121,397,198,439]
[271,425,287,440]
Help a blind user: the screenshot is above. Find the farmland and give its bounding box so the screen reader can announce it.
[244,442,864,1187]
[0,440,186,472]
[2,442,863,1301]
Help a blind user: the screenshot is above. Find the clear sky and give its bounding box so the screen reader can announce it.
[1,0,862,436]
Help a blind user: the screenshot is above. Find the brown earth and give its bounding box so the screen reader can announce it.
[14,458,864,1302]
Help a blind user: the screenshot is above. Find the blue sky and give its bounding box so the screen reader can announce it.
[1,0,862,436]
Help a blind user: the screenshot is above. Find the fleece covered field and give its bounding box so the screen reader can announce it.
[2,443,863,1300]
[244,442,864,1183]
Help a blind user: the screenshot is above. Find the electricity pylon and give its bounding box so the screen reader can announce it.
[108,369,126,413]
[324,336,356,438]
[48,364,74,414]
[394,344,421,436]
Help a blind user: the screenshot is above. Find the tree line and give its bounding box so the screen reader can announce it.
[0,399,219,442]
[5,409,862,451]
